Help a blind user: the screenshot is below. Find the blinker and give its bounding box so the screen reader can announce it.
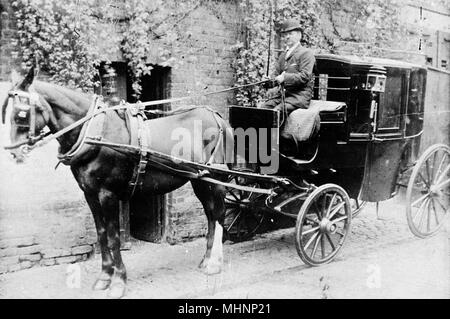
[18,111,27,119]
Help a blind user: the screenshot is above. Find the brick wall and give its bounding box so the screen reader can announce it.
[161,3,241,243]
[0,0,17,81]
[0,1,242,273]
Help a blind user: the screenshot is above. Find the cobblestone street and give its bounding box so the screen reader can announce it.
[0,195,448,299]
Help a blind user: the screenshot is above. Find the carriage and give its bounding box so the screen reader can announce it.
[2,53,449,298]
[220,54,449,266]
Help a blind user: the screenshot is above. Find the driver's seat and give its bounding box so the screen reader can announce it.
[279,100,346,158]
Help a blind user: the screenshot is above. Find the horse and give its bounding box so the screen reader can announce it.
[1,67,233,298]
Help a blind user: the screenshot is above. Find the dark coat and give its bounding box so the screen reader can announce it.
[266,44,315,110]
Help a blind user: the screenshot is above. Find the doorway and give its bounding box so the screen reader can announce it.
[127,66,171,242]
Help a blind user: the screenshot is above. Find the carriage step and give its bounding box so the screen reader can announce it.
[286,156,311,165]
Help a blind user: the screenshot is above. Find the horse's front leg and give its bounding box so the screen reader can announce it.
[84,192,114,291]
[98,189,127,299]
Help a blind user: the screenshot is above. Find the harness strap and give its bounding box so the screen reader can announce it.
[206,111,225,165]
[128,110,149,198]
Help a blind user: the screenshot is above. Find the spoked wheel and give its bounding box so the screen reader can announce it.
[406,144,450,238]
[295,184,352,266]
[223,175,266,243]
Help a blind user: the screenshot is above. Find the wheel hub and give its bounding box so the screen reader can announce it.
[319,218,337,234]
[429,184,440,196]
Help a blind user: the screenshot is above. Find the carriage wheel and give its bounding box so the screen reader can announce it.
[295,184,352,266]
[406,144,450,238]
[223,175,265,243]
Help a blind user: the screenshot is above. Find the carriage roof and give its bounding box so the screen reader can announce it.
[315,54,427,71]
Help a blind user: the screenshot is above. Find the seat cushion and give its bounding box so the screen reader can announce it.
[309,100,346,113]
[280,107,320,142]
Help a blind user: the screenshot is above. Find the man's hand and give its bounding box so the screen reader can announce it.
[275,71,285,84]
[266,87,279,98]
[262,75,274,89]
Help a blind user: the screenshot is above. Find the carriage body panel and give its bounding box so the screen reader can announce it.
[229,54,428,202]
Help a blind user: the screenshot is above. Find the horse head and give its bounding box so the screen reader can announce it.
[2,67,54,163]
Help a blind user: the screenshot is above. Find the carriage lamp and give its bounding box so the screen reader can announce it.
[356,74,386,92]
[354,65,387,93]
[366,74,386,92]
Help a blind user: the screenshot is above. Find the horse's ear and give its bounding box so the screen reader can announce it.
[19,66,35,90]
[1,95,9,124]
[10,69,21,86]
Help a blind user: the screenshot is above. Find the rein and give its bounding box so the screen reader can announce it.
[4,79,271,154]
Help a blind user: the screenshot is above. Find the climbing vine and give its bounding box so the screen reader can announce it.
[232,0,321,107]
[11,0,124,90]
[120,0,202,97]
[231,0,408,107]
[11,0,411,102]
[318,0,407,56]
[11,0,204,96]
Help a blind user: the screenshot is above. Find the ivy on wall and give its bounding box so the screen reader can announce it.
[231,0,410,107]
[232,0,321,107]
[11,0,410,103]
[121,0,204,98]
[11,0,202,95]
[318,0,408,56]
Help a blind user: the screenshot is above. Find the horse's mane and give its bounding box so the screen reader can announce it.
[34,81,93,116]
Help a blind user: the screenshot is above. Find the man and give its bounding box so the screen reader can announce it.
[261,19,315,114]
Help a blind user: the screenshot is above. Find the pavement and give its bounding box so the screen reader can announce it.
[0,195,448,299]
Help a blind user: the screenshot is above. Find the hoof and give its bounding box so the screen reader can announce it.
[92,278,111,291]
[107,282,126,299]
[198,258,207,269]
[203,262,222,275]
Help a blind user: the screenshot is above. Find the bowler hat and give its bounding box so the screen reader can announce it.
[280,19,302,33]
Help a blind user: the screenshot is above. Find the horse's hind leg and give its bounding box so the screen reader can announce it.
[98,189,127,299]
[191,180,225,275]
[84,192,114,291]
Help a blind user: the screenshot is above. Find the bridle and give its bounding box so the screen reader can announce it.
[4,89,52,151]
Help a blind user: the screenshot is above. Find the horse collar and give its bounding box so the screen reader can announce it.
[56,95,103,166]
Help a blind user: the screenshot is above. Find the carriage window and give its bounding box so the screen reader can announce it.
[377,71,403,132]
[405,69,426,137]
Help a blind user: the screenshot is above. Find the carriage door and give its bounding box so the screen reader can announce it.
[361,67,410,202]
[375,67,409,137]
[127,66,171,242]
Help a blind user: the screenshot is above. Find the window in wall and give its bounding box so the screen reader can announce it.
[426,57,433,66]
[441,60,448,69]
